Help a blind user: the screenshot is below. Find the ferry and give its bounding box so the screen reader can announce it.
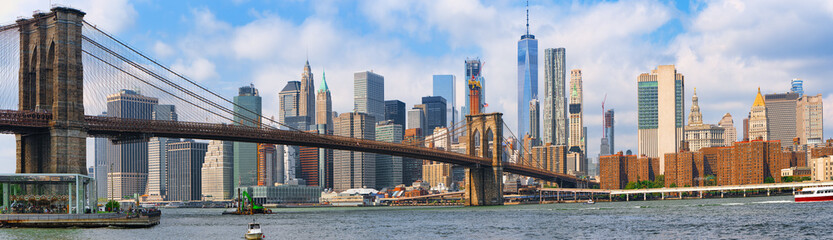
[795,186,833,202]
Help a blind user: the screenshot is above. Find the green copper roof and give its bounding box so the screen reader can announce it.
[318,69,329,92]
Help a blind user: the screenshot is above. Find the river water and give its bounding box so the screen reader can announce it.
[1,195,830,239]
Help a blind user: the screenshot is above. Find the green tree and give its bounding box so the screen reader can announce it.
[781,176,794,183]
[764,177,775,183]
[670,183,677,188]
[105,200,120,212]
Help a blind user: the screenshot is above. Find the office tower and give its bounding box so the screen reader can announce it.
[683,89,725,152]
[719,113,737,146]
[543,48,567,146]
[423,127,453,190]
[316,71,333,131]
[316,124,334,189]
[403,128,424,185]
[333,112,377,191]
[433,75,457,127]
[422,96,448,136]
[257,144,279,186]
[201,140,234,201]
[299,61,316,125]
[568,70,585,173]
[94,112,108,200]
[283,145,298,182]
[796,94,824,145]
[529,98,541,145]
[279,81,301,126]
[354,71,385,122]
[105,89,158,200]
[743,115,750,141]
[464,58,485,115]
[147,104,178,201]
[517,4,538,149]
[233,85,262,190]
[791,79,804,97]
[376,121,404,189]
[749,88,768,140]
[165,140,208,201]
[764,91,799,148]
[407,107,426,135]
[637,65,685,174]
[299,144,319,186]
[604,109,615,154]
[385,100,406,127]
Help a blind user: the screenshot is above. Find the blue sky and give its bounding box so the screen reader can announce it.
[1,0,833,173]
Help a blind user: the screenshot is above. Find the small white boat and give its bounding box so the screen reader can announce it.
[584,199,595,204]
[795,186,833,203]
[246,220,264,240]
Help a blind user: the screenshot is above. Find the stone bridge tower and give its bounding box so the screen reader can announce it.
[16,7,87,174]
[464,113,503,206]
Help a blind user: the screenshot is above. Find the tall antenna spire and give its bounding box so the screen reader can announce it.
[526,0,529,35]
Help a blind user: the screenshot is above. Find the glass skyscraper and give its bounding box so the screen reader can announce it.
[637,65,684,173]
[518,15,538,148]
[354,71,385,122]
[432,75,456,127]
[233,85,262,190]
[385,100,406,127]
[422,96,447,136]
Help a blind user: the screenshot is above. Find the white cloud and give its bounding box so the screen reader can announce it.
[171,57,218,82]
[0,0,136,33]
[153,41,174,58]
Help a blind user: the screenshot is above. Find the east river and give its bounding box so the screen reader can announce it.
[1,195,831,239]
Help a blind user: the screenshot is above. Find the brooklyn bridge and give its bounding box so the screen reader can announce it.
[0,7,592,206]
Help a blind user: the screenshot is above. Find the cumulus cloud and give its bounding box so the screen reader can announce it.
[172,57,218,82]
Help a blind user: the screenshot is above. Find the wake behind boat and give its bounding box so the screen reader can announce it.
[795,186,833,202]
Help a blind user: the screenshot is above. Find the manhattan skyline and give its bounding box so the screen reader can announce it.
[0,0,832,173]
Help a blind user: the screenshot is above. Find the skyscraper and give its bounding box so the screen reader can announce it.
[333,112,376,191]
[316,71,332,132]
[201,140,234,201]
[764,91,799,148]
[600,109,614,157]
[529,98,540,142]
[796,94,824,145]
[749,88,768,141]
[354,71,385,122]
[407,106,426,136]
[233,85,262,190]
[568,70,584,150]
[637,65,684,173]
[165,140,208,201]
[299,60,316,125]
[517,4,538,147]
[279,81,301,127]
[422,96,447,136]
[105,89,158,200]
[375,120,404,189]
[791,78,804,97]
[719,113,737,145]
[683,89,725,152]
[543,48,567,146]
[464,58,485,116]
[385,100,406,127]
[433,75,457,127]
[94,112,108,200]
[147,104,177,201]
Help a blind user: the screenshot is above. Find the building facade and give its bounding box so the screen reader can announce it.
[316,71,333,132]
[299,61,316,125]
[764,92,799,148]
[234,85,262,190]
[354,71,385,122]
[333,112,377,191]
[105,89,158,200]
[637,65,685,174]
[433,75,457,127]
[385,100,406,127]
[518,20,538,151]
[422,96,447,136]
[796,94,823,146]
[749,88,768,141]
[201,140,234,201]
[718,113,737,146]
[146,104,178,201]
[375,121,404,189]
[684,89,725,152]
[568,69,586,174]
[166,140,208,201]
[464,58,485,117]
[543,48,567,146]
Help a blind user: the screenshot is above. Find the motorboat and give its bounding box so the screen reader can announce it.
[245,220,264,239]
[795,186,833,202]
[585,199,595,204]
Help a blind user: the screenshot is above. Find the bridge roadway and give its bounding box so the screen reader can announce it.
[0,109,586,185]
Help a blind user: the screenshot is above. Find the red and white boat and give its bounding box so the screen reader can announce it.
[795,186,833,202]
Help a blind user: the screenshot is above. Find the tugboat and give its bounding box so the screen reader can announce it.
[246,219,264,240]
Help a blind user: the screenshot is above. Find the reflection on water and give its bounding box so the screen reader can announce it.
[2,196,832,239]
